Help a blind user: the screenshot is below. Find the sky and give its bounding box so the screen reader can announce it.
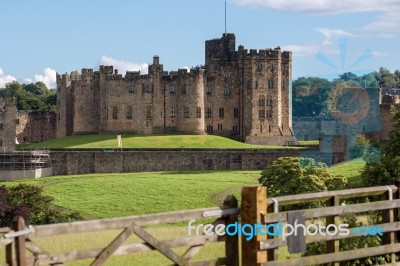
[0,0,399,88]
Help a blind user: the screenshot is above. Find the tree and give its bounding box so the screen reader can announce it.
[361,107,400,186]
[0,184,81,226]
[0,81,57,111]
[258,157,348,198]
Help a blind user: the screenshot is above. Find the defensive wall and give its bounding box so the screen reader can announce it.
[49,148,321,175]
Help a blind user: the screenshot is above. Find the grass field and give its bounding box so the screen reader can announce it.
[0,160,365,265]
[17,134,308,149]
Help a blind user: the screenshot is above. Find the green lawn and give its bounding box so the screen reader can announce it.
[330,158,366,187]
[3,171,260,218]
[17,134,307,149]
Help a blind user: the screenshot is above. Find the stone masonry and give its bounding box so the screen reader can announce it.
[57,33,294,145]
[0,97,17,152]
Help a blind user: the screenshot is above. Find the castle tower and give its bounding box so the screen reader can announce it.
[0,97,17,151]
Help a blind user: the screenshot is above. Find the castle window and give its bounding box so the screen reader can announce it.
[206,108,212,118]
[232,125,239,134]
[260,124,263,133]
[184,107,190,118]
[266,98,273,106]
[181,85,187,95]
[234,107,239,118]
[268,79,274,89]
[224,87,231,96]
[219,107,224,118]
[171,107,176,117]
[266,110,272,118]
[207,125,213,133]
[247,80,252,90]
[256,63,263,72]
[16,118,20,125]
[170,85,175,94]
[269,125,272,133]
[282,80,286,90]
[255,81,259,89]
[259,109,265,119]
[224,72,231,79]
[206,85,212,94]
[146,85,152,93]
[128,85,134,93]
[146,106,152,119]
[196,107,201,118]
[217,124,223,130]
[259,96,265,107]
[112,107,118,119]
[126,106,133,119]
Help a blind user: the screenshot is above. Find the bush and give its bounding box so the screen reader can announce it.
[258,157,348,198]
[0,184,81,227]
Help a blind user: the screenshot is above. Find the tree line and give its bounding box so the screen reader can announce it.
[0,81,56,111]
[292,67,400,117]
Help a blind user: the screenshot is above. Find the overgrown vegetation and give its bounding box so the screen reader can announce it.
[0,81,56,111]
[0,184,81,226]
[361,107,400,186]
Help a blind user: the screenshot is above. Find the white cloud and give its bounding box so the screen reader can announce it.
[24,68,57,89]
[0,68,17,88]
[98,56,148,75]
[315,28,354,45]
[280,44,320,57]
[232,0,399,15]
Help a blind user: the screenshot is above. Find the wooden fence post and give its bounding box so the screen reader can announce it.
[326,195,340,266]
[224,195,239,266]
[241,187,267,266]
[382,185,396,263]
[14,216,27,266]
[5,232,14,266]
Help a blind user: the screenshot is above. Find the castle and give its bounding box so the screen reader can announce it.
[56,33,294,145]
[0,97,17,152]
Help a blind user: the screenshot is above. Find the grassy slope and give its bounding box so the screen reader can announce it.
[17,134,306,149]
[3,171,260,218]
[330,159,366,187]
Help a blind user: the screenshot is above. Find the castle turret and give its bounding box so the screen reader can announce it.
[0,97,17,151]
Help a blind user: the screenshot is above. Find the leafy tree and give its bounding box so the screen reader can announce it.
[361,107,400,186]
[0,81,57,111]
[0,184,81,227]
[258,157,348,198]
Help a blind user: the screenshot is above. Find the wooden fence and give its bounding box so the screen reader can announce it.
[242,182,400,265]
[0,196,239,266]
[2,183,400,265]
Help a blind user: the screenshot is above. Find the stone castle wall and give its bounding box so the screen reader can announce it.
[50,148,307,175]
[16,111,57,143]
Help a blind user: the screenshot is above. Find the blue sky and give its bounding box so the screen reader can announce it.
[0,0,399,88]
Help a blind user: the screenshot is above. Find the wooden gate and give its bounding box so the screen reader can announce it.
[0,196,239,266]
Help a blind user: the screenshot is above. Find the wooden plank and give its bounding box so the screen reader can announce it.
[91,223,137,266]
[266,185,398,207]
[182,218,224,261]
[263,199,400,223]
[0,227,11,234]
[262,243,400,266]
[224,195,239,266]
[241,187,267,266]
[130,222,188,266]
[25,239,48,255]
[31,207,239,237]
[34,234,224,265]
[287,211,306,253]
[260,221,400,250]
